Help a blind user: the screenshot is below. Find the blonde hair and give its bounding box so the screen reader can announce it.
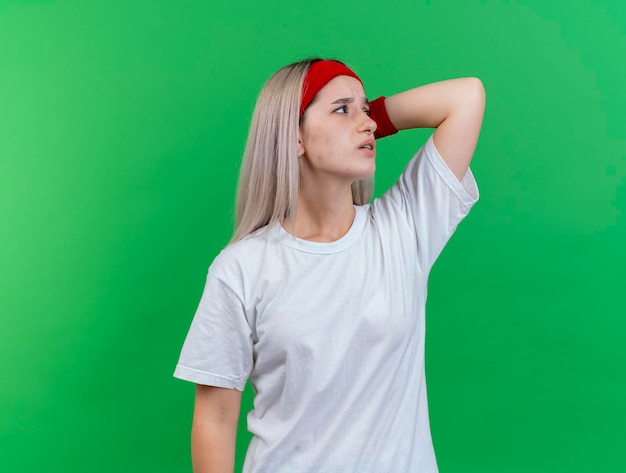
[230,58,373,243]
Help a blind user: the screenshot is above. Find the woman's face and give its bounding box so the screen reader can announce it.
[299,75,377,186]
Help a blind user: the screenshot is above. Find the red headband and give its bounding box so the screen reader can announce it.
[300,60,363,115]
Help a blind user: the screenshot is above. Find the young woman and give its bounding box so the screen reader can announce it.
[175,58,485,473]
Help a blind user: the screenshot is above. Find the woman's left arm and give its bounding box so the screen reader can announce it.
[383,78,486,181]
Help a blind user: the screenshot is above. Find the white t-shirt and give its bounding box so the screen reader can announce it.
[174,135,479,473]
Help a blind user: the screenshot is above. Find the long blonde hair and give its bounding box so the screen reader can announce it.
[231,58,373,243]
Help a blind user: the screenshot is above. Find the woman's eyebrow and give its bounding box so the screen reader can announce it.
[331,97,370,105]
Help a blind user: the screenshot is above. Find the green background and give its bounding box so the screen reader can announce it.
[1,0,624,471]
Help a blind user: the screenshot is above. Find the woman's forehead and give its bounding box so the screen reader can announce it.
[316,75,366,101]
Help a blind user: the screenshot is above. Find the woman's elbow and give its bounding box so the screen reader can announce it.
[465,77,486,110]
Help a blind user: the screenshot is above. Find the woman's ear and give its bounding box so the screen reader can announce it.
[298,136,305,157]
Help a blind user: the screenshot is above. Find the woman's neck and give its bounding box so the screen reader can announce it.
[283,183,356,242]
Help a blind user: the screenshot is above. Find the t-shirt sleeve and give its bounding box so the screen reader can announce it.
[173,270,253,391]
[376,134,479,271]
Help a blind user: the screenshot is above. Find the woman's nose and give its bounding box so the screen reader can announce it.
[360,111,377,134]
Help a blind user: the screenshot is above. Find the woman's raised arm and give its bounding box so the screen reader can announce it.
[384,78,486,181]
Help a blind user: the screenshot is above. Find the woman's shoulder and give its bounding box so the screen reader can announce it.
[208,225,276,279]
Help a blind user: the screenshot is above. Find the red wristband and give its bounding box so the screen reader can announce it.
[370,96,398,140]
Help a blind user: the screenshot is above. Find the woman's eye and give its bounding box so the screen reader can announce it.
[364,108,371,116]
[335,105,348,114]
